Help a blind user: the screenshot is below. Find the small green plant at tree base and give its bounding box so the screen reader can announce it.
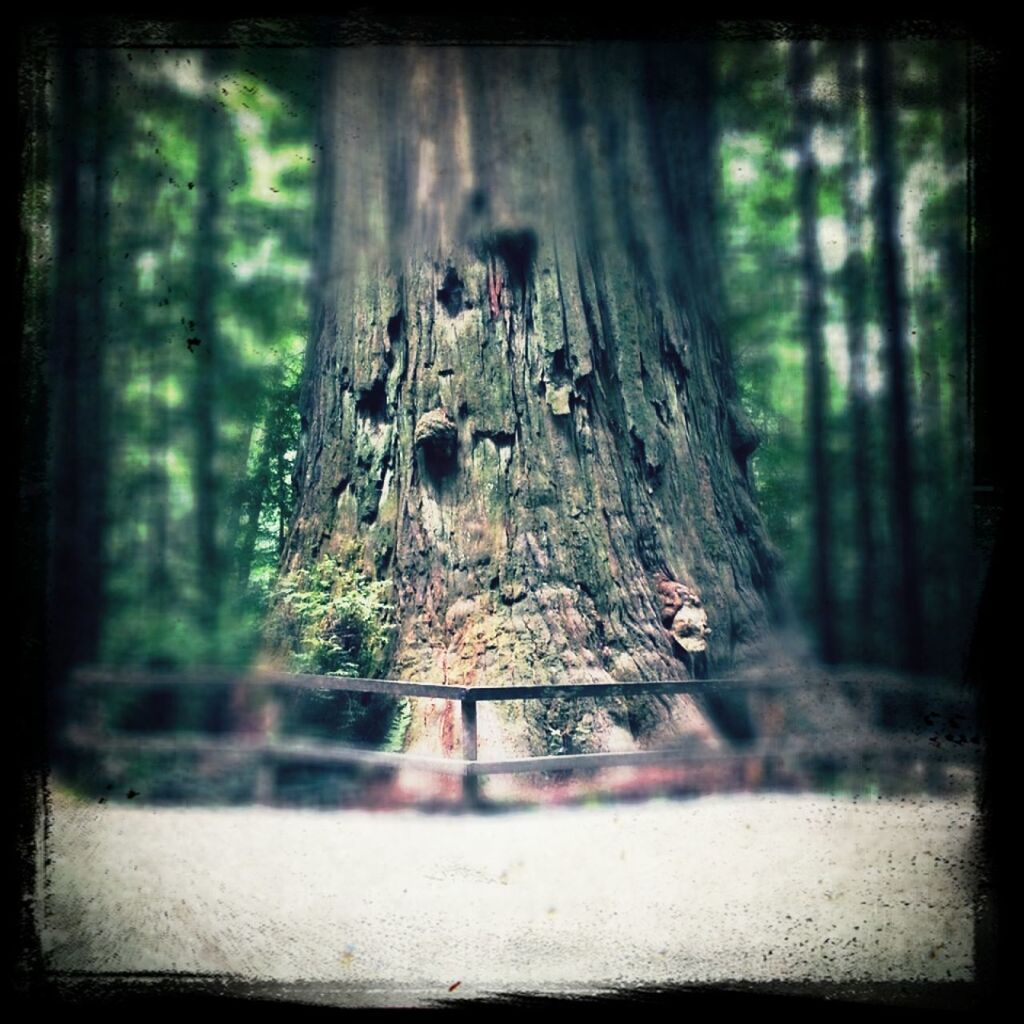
[269,555,402,744]
[274,555,394,678]
[381,698,413,753]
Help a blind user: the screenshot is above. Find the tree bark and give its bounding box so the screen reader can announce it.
[284,45,781,761]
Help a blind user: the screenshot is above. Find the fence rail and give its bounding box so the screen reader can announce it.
[67,666,980,805]
[70,666,971,700]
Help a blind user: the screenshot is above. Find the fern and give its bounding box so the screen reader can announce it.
[268,556,398,744]
[274,556,394,678]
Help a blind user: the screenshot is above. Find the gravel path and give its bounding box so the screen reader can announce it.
[38,792,980,1006]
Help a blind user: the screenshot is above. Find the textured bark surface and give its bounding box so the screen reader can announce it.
[284,45,781,759]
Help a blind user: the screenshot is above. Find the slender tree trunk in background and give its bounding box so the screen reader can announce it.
[940,45,969,494]
[49,43,110,697]
[225,418,255,565]
[19,26,54,771]
[914,280,949,670]
[867,40,925,672]
[791,41,837,664]
[235,420,268,586]
[82,48,111,661]
[150,357,171,624]
[49,41,84,693]
[276,445,287,559]
[939,43,976,672]
[837,45,876,663]
[284,45,780,760]
[193,51,223,657]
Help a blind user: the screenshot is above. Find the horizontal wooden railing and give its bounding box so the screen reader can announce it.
[67,666,980,804]
[70,666,971,701]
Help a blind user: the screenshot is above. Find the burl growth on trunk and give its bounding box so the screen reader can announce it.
[656,572,712,677]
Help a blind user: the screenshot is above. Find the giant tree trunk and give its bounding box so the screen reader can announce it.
[284,45,781,765]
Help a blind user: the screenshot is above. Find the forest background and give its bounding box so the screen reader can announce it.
[15,17,1010,781]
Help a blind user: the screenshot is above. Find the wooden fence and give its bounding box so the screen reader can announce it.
[67,667,980,805]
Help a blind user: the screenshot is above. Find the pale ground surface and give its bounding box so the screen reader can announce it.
[38,791,980,1007]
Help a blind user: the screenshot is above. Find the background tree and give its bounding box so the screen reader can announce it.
[716,42,809,643]
[835,42,876,663]
[867,39,925,672]
[790,40,837,663]
[93,48,316,672]
[25,30,983,777]
[49,41,111,691]
[718,37,975,675]
[191,49,225,661]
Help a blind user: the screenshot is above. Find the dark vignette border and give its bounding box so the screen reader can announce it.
[13,9,1009,1015]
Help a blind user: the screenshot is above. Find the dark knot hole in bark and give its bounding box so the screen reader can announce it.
[437,268,464,318]
[355,379,387,421]
[386,310,403,344]
[414,408,459,480]
[491,227,537,298]
[549,346,572,386]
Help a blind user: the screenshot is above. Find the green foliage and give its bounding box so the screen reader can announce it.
[717,40,971,669]
[268,555,399,746]
[41,39,974,698]
[272,555,394,679]
[380,699,413,753]
[89,48,315,671]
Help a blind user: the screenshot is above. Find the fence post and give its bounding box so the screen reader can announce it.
[253,751,275,805]
[241,687,280,806]
[461,699,480,807]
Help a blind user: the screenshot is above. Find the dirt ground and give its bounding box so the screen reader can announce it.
[36,789,981,1007]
